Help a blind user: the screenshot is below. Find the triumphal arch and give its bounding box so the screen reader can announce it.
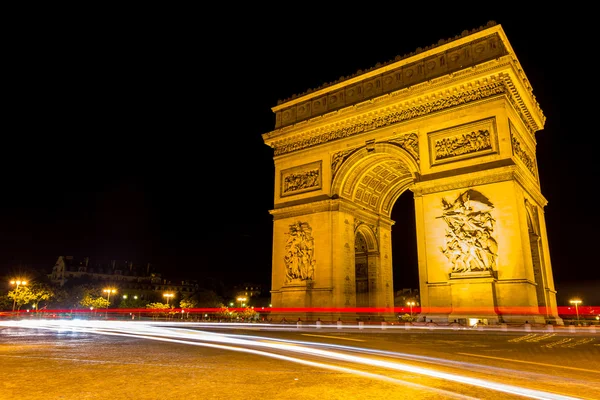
[262,22,563,325]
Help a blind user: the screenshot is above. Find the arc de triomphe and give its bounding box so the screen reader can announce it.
[262,22,562,325]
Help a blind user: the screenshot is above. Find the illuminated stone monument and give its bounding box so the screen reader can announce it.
[262,22,563,324]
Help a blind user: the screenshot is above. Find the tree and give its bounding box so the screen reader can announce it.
[80,295,109,310]
[240,307,258,322]
[178,298,196,319]
[118,296,148,309]
[146,302,173,320]
[68,284,115,310]
[190,289,224,308]
[217,305,236,321]
[27,282,55,312]
[179,298,197,309]
[8,285,33,311]
[0,294,12,311]
[398,313,417,322]
[49,283,100,310]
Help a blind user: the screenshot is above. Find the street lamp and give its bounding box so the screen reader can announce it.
[103,288,116,318]
[163,293,174,305]
[10,280,27,312]
[237,296,247,308]
[407,301,415,319]
[569,299,582,324]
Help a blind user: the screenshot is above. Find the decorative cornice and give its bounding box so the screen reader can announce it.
[411,165,546,207]
[272,80,507,156]
[270,199,341,220]
[270,197,391,221]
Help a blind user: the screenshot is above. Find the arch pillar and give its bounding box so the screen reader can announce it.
[412,172,562,325]
[269,198,396,322]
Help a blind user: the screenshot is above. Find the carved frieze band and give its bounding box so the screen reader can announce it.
[412,167,546,207]
[429,118,497,166]
[388,132,419,162]
[413,171,515,197]
[281,161,322,197]
[509,122,537,179]
[272,81,507,156]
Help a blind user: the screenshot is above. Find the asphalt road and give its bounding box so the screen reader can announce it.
[1,320,598,400]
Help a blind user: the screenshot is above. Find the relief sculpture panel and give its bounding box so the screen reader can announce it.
[284,221,316,283]
[429,118,497,166]
[281,161,322,197]
[439,189,498,273]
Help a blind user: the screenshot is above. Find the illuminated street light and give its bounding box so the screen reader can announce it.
[103,288,116,318]
[569,299,582,323]
[237,296,247,308]
[10,280,27,312]
[163,293,174,305]
[406,301,416,319]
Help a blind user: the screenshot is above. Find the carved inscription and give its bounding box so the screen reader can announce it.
[284,221,316,283]
[439,189,498,273]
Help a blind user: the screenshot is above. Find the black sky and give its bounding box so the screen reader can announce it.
[2,9,597,302]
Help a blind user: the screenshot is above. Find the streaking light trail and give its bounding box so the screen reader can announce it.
[0,319,584,400]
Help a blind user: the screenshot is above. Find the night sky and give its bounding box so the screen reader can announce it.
[2,10,597,303]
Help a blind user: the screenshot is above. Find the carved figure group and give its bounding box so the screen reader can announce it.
[439,189,498,273]
[284,221,316,282]
[283,169,320,194]
[435,129,492,160]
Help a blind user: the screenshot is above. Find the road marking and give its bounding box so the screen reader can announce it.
[301,334,365,342]
[457,352,600,374]
[542,338,572,348]
[508,334,537,342]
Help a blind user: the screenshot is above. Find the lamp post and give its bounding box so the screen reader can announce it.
[10,280,27,312]
[569,299,582,324]
[103,288,116,318]
[237,296,247,309]
[163,293,174,305]
[406,301,415,319]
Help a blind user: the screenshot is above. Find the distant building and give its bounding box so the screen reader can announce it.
[50,256,160,286]
[236,282,263,298]
[229,282,270,307]
[394,288,420,308]
[49,256,198,301]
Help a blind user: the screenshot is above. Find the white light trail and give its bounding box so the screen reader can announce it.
[0,319,583,400]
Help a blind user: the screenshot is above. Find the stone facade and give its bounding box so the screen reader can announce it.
[262,22,562,324]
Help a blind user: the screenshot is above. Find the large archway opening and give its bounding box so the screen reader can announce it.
[354,232,370,308]
[390,191,419,302]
